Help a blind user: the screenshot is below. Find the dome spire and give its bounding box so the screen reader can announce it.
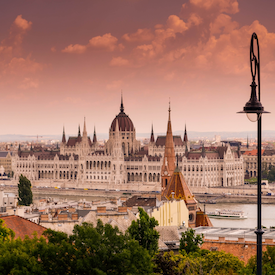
[150,124,155,143]
[120,91,124,113]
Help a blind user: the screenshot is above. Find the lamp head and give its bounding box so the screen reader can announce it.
[238,81,269,122]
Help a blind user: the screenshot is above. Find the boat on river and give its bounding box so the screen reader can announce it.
[206,209,247,219]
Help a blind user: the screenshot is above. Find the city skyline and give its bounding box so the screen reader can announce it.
[1,0,275,135]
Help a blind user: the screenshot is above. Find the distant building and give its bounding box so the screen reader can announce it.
[243,149,275,177]
[12,97,243,191]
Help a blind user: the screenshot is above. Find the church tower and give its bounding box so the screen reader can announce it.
[161,103,176,192]
[163,156,198,228]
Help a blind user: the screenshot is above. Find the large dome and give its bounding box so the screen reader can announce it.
[110,98,134,131]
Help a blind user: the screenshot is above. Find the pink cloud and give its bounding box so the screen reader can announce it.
[0,15,32,57]
[6,57,43,75]
[51,46,57,52]
[14,15,32,31]
[166,15,188,33]
[61,44,87,54]
[89,33,118,51]
[189,0,239,14]
[122,28,154,42]
[110,56,129,66]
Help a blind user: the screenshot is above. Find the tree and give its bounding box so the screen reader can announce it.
[127,207,159,256]
[38,220,153,275]
[179,228,203,254]
[154,250,244,275]
[18,174,33,206]
[243,245,275,275]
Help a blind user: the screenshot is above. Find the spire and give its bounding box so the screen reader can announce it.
[168,99,171,122]
[247,135,249,149]
[83,117,87,137]
[161,102,176,191]
[184,124,188,142]
[93,126,97,143]
[150,124,155,143]
[120,91,124,113]
[62,126,66,143]
[78,125,81,137]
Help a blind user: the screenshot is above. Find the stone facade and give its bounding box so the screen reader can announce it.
[12,99,243,191]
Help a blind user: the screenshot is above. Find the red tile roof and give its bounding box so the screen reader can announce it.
[0,215,46,239]
[243,149,264,156]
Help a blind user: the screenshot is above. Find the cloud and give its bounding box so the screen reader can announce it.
[0,15,32,57]
[166,15,188,33]
[110,56,129,67]
[14,15,32,31]
[6,57,43,75]
[89,33,118,51]
[51,46,57,53]
[18,77,39,89]
[62,33,120,54]
[61,44,87,54]
[122,28,154,42]
[189,0,239,14]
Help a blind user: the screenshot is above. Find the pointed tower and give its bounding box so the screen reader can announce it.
[163,155,198,228]
[62,126,66,143]
[150,124,155,143]
[83,117,87,138]
[120,92,124,113]
[161,102,176,191]
[93,126,97,143]
[247,135,249,149]
[183,124,188,143]
[78,125,81,137]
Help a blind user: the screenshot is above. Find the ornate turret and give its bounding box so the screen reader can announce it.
[161,102,176,192]
[83,118,87,138]
[150,124,155,143]
[78,125,81,137]
[183,124,188,142]
[93,126,97,143]
[62,126,66,143]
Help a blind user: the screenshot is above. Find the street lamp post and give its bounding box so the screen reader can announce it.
[238,32,270,275]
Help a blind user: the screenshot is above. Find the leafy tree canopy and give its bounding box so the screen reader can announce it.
[127,207,159,256]
[18,174,33,206]
[179,228,203,254]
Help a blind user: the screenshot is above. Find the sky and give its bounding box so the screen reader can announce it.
[1,0,275,137]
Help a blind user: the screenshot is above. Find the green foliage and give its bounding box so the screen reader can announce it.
[0,219,15,241]
[18,174,33,206]
[38,220,153,275]
[179,228,203,254]
[154,250,244,275]
[243,245,275,275]
[127,207,159,256]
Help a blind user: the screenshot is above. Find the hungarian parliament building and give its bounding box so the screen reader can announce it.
[12,98,244,192]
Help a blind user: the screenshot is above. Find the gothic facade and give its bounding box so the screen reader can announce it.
[12,98,244,191]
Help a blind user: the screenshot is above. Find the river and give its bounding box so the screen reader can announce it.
[201,202,275,228]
